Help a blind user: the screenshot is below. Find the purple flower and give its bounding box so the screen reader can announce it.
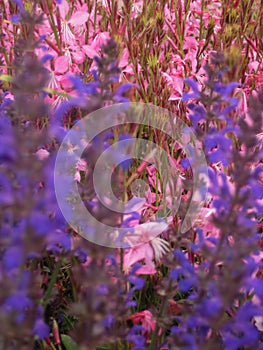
[68,74,99,96]
[29,211,52,236]
[40,54,54,64]
[46,230,71,253]
[0,114,16,163]
[127,326,147,350]
[102,313,114,328]
[196,296,222,317]
[178,277,196,293]
[96,284,109,295]
[33,319,50,339]
[187,103,207,127]
[204,129,233,166]
[12,0,25,13]
[74,248,88,263]
[3,292,33,323]
[113,83,134,103]
[128,275,145,290]
[182,79,200,101]
[180,158,190,169]
[10,14,21,24]
[0,173,13,205]
[3,246,23,271]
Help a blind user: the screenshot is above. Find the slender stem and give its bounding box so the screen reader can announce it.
[149,280,172,350]
[41,260,62,307]
[47,0,61,51]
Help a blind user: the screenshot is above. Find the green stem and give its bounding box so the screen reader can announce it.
[149,280,172,350]
[41,260,62,307]
[93,0,97,36]
[47,0,61,51]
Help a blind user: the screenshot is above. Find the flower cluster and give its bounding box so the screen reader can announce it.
[0,1,263,350]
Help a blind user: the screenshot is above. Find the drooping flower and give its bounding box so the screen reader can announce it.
[123,221,170,274]
[129,310,157,335]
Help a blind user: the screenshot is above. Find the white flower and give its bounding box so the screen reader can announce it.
[61,21,75,45]
[150,237,170,262]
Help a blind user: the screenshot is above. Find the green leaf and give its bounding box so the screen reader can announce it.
[61,334,78,350]
[0,74,14,83]
[43,87,72,99]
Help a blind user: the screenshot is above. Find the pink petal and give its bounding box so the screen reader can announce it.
[82,256,92,267]
[144,245,154,266]
[238,89,248,113]
[168,93,181,101]
[76,159,87,172]
[161,72,173,85]
[124,197,146,213]
[90,32,111,50]
[184,53,198,72]
[71,50,85,64]
[57,0,69,20]
[68,11,89,26]
[119,48,129,67]
[124,246,146,268]
[35,149,50,160]
[136,221,168,240]
[59,74,74,91]
[74,171,81,182]
[54,55,70,74]
[122,64,134,75]
[146,189,156,204]
[183,36,198,51]
[82,45,99,59]
[135,265,156,275]
[172,76,183,94]
[249,61,260,72]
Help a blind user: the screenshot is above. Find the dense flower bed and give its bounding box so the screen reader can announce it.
[0,0,263,349]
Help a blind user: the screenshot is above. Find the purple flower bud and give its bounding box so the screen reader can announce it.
[33,319,50,339]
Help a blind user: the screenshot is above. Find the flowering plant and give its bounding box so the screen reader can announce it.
[0,1,263,349]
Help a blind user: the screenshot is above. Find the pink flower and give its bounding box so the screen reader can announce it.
[35,149,50,160]
[248,61,260,73]
[54,55,70,74]
[161,59,185,101]
[68,10,89,27]
[123,222,170,275]
[233,87,250,118]
[118,48,134,80]
[74,159,87,182]
[194,207,219,239]
[82,33,111,65]
[82,45,99,59]
[129,310,162,337]
[183,36,199,51]
[57,0,89,45]
[91,32,111,51]
[124,243,156,275]
[129,310,156,334]
[130,0,144,18]
[68,46,86,64]
[119,48,129,68]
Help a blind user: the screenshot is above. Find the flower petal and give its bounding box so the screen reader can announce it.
[68,11,89,26]
[54,56,70,74]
